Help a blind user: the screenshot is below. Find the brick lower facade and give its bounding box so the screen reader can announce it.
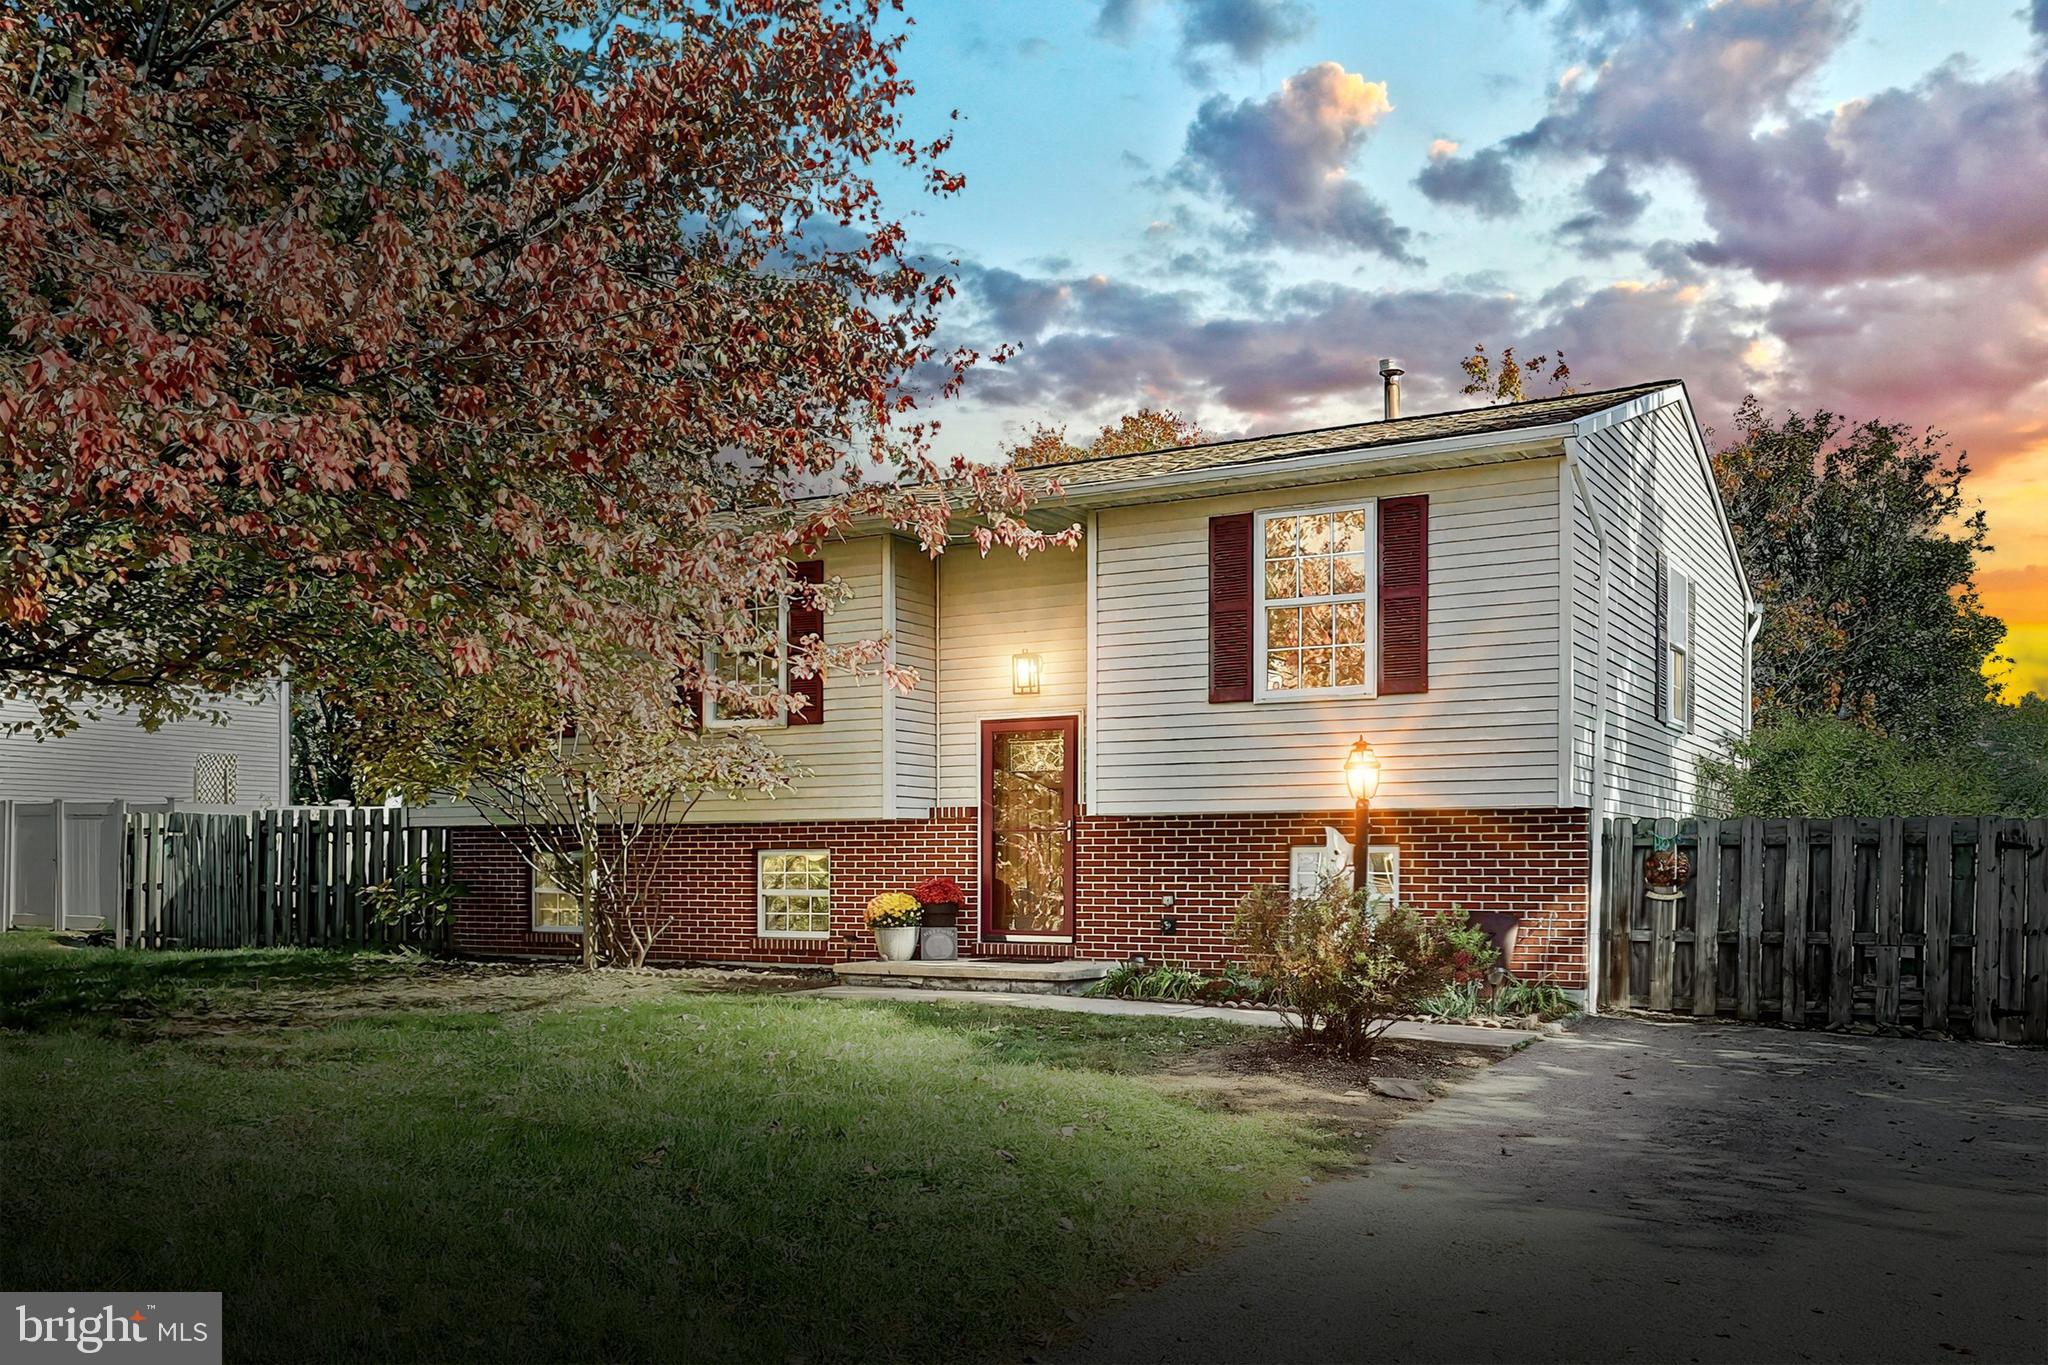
[448,806,1592,988]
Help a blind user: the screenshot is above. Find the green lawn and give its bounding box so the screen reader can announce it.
[0,933,1339,1363]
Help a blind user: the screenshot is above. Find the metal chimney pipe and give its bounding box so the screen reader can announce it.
[1379,358,1404,420]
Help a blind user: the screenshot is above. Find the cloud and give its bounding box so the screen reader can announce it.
[1179,0,1313,61]
[963,266,1075,340]
[1685,62,2048,285]
[948,260,1764,432]
[1413,141,1525,218]
[1507,0,1853,175]
[1178,62,1420,263]
[1094,0,1312,76]
[1761,261,2048,464]
[1552,162,1650,254]
[1449,0,2048,481]
[1495,0,2048,289]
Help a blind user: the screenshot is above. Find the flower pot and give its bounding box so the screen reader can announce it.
[874,926,918,962]
[1644,849,1691,900]
[918,902,961,961]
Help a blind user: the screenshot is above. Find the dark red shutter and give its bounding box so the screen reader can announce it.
[786,559,825,726]
[1377,495,1429,694]
[1208,512,1254,703]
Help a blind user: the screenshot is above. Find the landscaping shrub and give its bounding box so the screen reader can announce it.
[1415,979,1482,1021]
[1413,977,1580,1024]
[1436,907,1499,985]
[1086,962,1208,1001]
[1199,961,1274,1005]
[1494,979,1579,1020]
[1229,883,1461,1062]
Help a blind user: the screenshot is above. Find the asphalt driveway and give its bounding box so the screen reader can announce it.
[1063,1016,2047,1364]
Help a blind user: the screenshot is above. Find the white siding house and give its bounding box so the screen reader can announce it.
[0,682,292,931]
[1565,391,1752,818]
[0,684,290,806]
[436,379,1752,999]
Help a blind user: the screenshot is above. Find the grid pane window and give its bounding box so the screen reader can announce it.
[532,853,583,933]
[1260,505,1372,697]
[709,601,785,724]
[758,851,831,937]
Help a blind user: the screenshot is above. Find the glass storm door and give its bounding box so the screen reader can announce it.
[981,717,1078,939]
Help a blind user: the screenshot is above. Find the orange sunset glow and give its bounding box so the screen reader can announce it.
[1978,440,2048,702]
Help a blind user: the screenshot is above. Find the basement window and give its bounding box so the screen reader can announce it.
[1288,843,1400,909]
[532,853,583,933]
[758,850,832,939]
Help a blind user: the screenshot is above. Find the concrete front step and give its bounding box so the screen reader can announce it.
[830,957,1114,996]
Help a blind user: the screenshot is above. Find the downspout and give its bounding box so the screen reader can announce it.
[1565,450,1613,1014]
[880,539,898,816]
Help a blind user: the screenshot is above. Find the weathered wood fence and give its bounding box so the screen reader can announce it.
[119,808,451,952]
[1603,817,2048,1042]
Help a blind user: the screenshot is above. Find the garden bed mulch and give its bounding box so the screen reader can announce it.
[1144,1033,1506,1158]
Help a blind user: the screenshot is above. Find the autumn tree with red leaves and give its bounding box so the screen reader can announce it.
[1,0,1074,964]
[0,0,1058,738]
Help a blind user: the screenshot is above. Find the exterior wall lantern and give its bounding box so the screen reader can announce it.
[1343,736,1381,894]
[1011,651,1042,696]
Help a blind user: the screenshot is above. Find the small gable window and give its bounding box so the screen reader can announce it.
[1663,565,1694,730]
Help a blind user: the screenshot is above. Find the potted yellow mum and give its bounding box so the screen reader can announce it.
[865,892,923,962]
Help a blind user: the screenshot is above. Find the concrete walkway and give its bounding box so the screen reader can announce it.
[1060,1015,2048,1364]
[808,984,1539,1051]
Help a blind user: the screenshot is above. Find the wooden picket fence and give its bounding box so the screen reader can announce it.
[1602,816,2048,1042]
[119,807,451,952]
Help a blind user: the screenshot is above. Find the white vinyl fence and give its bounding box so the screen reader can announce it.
[0,799,178,932]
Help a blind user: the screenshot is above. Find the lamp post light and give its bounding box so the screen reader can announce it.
[1343,736,1381,895]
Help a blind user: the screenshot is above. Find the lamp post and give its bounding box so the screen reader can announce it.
[1343,736,1381,895]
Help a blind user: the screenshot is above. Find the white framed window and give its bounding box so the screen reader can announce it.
[1664,566,1693,729]
[757,849,832,938]
[705,599,787,728]
[531,852,583,933]
[1255,502,1376,701]
[1288,842,1399,909]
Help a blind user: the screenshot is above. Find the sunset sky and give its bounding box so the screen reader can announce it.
[870,0,2048,700]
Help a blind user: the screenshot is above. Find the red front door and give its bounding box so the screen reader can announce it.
[980,717,1077,940]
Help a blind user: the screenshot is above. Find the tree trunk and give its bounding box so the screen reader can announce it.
[580,850,597,970]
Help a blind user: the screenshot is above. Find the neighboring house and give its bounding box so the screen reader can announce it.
[0,684,291,805]
[437,381,1755,993]
[0,682,291,930]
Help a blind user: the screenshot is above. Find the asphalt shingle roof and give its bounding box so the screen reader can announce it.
[1021,381,1677,495]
